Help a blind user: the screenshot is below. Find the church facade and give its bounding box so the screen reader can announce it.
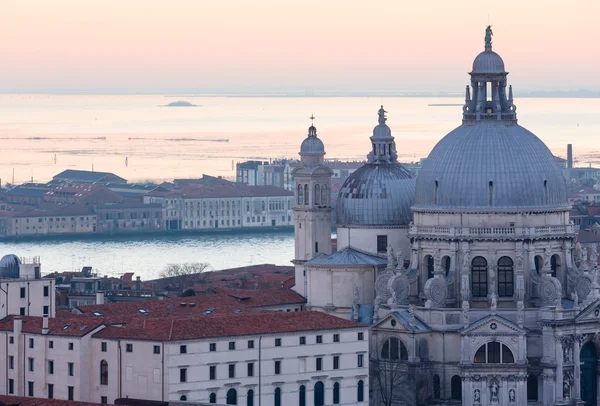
[293,28,600,406]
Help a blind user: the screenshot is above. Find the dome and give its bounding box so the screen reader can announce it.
[336,164,416,226]
[472,50,505,74]
[0,254,20,268]
[299,126,325,156]
[414,122,568,210]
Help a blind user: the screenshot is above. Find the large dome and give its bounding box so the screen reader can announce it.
[337,164,416,226]
[414,123,568,210]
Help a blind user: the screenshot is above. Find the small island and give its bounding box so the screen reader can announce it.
[163,101,199,107]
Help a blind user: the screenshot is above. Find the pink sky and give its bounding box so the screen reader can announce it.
[2,0,599,93]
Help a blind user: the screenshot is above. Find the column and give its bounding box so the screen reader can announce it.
[574,335,582,401]
[556,336,564,402]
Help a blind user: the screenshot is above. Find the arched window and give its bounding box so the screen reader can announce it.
[297,185,303,205]
[434,180,439,205]
[527,375,538,401]
[433,375,440,399]
[451,375,462,400]
[314,381,324,406]
[227,388,237,405]
[551,254,560,278]
[497,256,514,297]
[489,180,494,206]
[299,385,306,406]
[100,360,108,385]
[471,257,488,297]
[357,380,364,402]
[210,393,217,404]
[380,337,408,361]
[247,390,254,406]
[534,255,543,274]
[321,184,328,206]
[443,256,451,277]
[180,395,187,401]
[333,382,340,404]
[425,255,434,279]
[473,342,515,364]
[274,387,281,406]
[304,184,309,205]
[314,184,320,205]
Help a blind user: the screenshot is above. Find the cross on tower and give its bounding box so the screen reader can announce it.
[310,114,315,125]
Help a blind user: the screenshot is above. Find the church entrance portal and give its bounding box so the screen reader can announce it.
[581,341,598,406]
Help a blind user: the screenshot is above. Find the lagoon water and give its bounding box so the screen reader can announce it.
[0,95,598,276]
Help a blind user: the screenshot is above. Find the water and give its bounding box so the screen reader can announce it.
[0,231,295,278]
[0,95,599,276]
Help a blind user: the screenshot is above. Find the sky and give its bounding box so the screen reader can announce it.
[2,0,600,94]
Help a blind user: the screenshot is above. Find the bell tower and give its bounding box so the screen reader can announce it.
[292,115,333,297]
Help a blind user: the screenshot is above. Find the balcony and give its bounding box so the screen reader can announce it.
[409,224,578,239]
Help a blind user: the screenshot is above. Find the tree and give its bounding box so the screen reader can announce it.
[370,338,434,406]
[159,262,210,294]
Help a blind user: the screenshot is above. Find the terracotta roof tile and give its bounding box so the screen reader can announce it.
[0,315,104,337]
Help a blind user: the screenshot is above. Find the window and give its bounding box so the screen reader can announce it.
[43,305,49,315]
[315,242,319,252]
[48,383,54,399]
[29,338,34,348]
[20,287,25,298]
[377,235,388,253]
[358,332,364,341]
[299,385,306,406]
[333,355,339,370]
[426,255,434,279]
[300,336,306,345]
[527,375,538,401]
[69,342,74,351]
[381,337,409,360]
[49,340,53,349]
[316,357,322,371]
[471,256,488,298]
[433,374,441,399]
[153,345,160,354]
[209,392,217,403]
[321,184,328,205]
[314,184,321,205]
[316,335,322,344]
[180,395,187,401]
[274,360,281,375]
[101,396,108,404]
[28,381,34,397]
[226,388,237,405]
[246,339,254,348]
[68,386,74,401]
[20,307,25,316]
[180,368,187,383]
[304,184,309,205]
[229,341,236,350]
[297,185,303,205]
[9,336,13,344]
[180,345,187,354]
[247,362,254,377]
[451,375,462,400]
[9,356,14,369]
[48,360,54,374]
[28,357,34,372]
[68,362,74,376]
[126,343,133,352]
[275,338,281,347]
[357,380,364,402]
[497,256,514,297]
[99,360,108,385]
[333,382,340,404]
[473,342,515,364]
[229,364,235,378]
[357,354,364,367]
[247,389,254,406]
[210,343,216,352]
[101,342,107,352]
[314,381,325,406]
[274,387,281,406]
[8,379,14,394]
[210,365,216,380]
[333,334,340,343]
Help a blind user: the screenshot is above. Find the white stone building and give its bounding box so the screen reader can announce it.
[294,27,600,406]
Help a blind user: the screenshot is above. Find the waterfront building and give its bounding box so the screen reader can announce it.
[294,28,600,406]
[95,202,163,233]
[0,255,55,318]
[236,160,287,189]
[52,170,127,185]
[0,205,97,237]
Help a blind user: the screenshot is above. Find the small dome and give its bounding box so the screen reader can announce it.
[336,164,416,226]
[0,254,20,268]
[472,50,505,74]
[299,124,325,157]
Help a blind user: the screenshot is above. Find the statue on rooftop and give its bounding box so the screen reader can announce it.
[378,105,387,125]
[485,25,493,48]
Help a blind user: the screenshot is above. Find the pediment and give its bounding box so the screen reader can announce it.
[460,314,526,336]
[575,299,600,323]
[372,310,431,333]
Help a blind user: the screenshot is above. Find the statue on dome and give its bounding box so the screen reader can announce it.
[378,105,387,125]
[485,25,493,48]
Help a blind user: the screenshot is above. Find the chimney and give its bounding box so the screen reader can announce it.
[136,276,141,291]
[42,315,49,335]
[567,144,573,169]
[13,318,22,337]
[96,292,105,305]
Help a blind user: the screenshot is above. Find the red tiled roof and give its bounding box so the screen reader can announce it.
[93,310,364,341]
[578,230,600,244]
[0,395,115,406]
[146,183,292,199]
[0,315,105,337]
[214,288,306,307]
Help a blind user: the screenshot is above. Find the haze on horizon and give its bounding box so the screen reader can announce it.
[2,0,599,94]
